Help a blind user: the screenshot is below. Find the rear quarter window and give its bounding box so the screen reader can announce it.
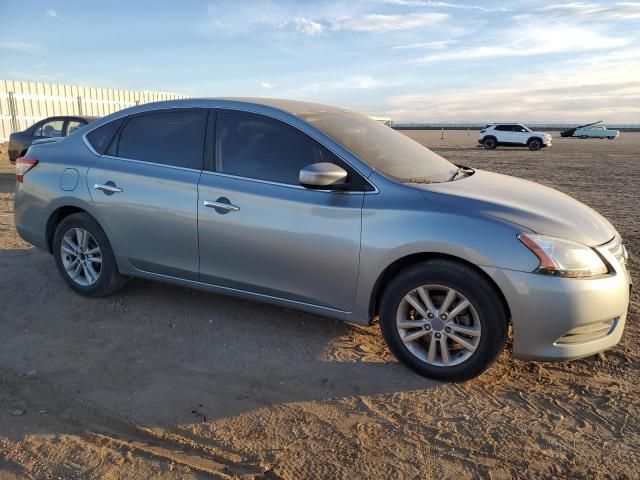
[86,119,124,155]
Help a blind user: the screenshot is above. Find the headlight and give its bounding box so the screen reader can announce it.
[518,233,608,278]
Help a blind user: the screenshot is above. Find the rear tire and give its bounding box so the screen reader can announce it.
[53,213,128,297]
[608,136,615,140]
[482,137,497,149]
[379,259,507,381]
[580,135,588,139]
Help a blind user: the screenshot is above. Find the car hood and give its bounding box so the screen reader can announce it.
[415,169,616,246]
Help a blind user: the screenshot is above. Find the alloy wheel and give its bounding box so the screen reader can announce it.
[396,285,481,367]
[60,228,103,286]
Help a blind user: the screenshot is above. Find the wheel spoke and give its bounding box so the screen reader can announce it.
[427,334,437,363]
[404,293,429,319]
[81,230,89,250]
[65,258,78,272]
[85,263,99,282]
[72,262,82,279]
[397,319,429,329]
[447,332,477,352]
[446,299,470,320]
[63,236,79,251]
[402,330,429,344]
[81,263,92,283]
[87,256,102,264]
[75,229,84,249]
[85,247,100,255]
[61,245,76,255]
[439,288,456,315]
[416,287,435,314]
[450,324,481,337]
[439,336,450,366]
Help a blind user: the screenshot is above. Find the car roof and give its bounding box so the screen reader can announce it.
[116,97,350,116]
[36,115,100,122]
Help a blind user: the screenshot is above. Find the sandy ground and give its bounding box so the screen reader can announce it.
[0,133,638,479]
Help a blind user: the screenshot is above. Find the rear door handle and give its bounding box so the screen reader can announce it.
[203,198,240,214]
[94,182,123,195]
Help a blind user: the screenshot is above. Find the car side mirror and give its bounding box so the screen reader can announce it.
[299,162,348,189]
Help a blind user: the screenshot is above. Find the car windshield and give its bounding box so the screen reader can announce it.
[295,110,458,183]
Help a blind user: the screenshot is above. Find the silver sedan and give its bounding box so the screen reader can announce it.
[14,98,630,381]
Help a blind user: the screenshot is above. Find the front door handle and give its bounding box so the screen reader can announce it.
[203,198,240,214]
[94,182,123,195]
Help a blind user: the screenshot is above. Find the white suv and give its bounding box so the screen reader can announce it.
[478,124,552,151]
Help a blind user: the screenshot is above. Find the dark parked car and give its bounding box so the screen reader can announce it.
[7,115,98,163]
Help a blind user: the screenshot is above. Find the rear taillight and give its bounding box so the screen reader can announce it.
[16,157,39,183]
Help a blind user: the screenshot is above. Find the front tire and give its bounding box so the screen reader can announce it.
[608,136,615,140]
[379,260,507,381]
[527,138,542,151]
[53,213,128,297]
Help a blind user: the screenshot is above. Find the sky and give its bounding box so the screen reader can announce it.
[0,0,639,123]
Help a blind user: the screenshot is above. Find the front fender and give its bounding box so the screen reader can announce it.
[348,183,539,324]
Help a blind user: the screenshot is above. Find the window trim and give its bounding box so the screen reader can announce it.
[210,109,376,193]
[93,108,209,171]
[81,104,378,193]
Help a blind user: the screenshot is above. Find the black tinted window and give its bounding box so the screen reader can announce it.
[216,112,366,188]
[86,118,123,154]
[495,125,513,131]
[116,110,207,169]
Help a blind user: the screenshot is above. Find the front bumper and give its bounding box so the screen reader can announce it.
[482,249,630,361]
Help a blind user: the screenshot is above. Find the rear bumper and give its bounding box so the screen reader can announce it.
[483,261,630,361]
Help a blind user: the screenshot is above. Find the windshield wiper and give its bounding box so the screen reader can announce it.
[449,167,464,181]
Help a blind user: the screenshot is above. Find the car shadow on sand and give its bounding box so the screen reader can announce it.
[0,247,437,438]
[0,172,16,194]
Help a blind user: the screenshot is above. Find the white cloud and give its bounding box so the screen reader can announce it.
[46,9,58,18]
[516,2,640,21]
[410,24,631,63]
[260,82,276,89]
[379,0,509,12]
[0,41,37,51]
[392,40,455,50]
[201,2,449,36]
[338,75,405,89]
[293,17,325,35]
[331,13,448,32]
[383,54,640,123]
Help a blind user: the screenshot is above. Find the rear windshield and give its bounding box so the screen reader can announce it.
[295,110,457,183]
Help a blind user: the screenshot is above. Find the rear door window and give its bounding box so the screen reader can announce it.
[113,110,207,169]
